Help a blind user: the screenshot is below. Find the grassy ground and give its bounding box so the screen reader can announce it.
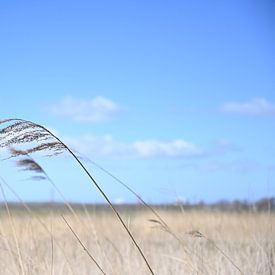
[0,205,274,275]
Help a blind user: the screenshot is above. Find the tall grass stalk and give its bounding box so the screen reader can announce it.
[61,215,106,275]
[50,211,54,275]
[0,183,25,275]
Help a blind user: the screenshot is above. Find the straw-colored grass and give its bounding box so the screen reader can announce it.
[0,207,274,274]
[0,118,274,274]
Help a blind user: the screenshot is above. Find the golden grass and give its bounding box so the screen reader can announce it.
[0,208,274,275]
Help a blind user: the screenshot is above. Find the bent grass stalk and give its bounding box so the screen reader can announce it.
[86,157,209,272]
[81,155,218,273]
[81,204,116,274]
[85,155,219,273]
[187,230,244,275]
[0,118,154,275]
[61,215,106,275]
[82,157,169,228]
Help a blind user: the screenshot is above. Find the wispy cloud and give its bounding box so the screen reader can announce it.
[221,98,275,116]
[204,159,260,174]
[64,135,203,159]
[47,96,121,122]
[207,140,241,156]
[133,139,202,158]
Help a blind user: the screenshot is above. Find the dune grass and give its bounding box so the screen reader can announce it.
[0,206,274,274]
[0,118,274,274]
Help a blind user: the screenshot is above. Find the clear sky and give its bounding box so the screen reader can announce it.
[0,0,274,203]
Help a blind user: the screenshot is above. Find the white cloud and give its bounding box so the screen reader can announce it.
[48,96,121,122]
[64,135,203,159]
[133,139,202,158]
[65,134,132,158]
[221,98,275,116]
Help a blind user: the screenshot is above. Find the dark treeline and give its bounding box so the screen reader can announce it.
[183,197,275,212]
[0,197,274,214]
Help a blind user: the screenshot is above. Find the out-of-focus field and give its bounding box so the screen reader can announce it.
[0,205,274,275]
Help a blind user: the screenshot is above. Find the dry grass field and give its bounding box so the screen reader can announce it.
[0,119,274,274]
[0,205,274,275]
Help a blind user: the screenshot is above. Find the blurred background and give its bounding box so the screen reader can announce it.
[0,0,274,204]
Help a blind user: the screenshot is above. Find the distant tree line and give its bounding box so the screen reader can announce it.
[0,197,274,213]
[179,197,275,212]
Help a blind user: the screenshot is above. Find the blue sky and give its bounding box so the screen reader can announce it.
[0,0,274,203]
